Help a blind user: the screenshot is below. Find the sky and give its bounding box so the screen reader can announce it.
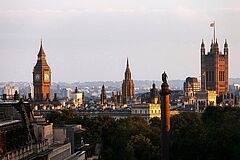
[0,0,240,83]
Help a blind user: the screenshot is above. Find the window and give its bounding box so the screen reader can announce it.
[219,71,225,81]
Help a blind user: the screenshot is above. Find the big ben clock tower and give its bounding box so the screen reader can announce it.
[33,41,51,101]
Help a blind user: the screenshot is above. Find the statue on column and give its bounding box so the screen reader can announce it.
[162,71,168,84]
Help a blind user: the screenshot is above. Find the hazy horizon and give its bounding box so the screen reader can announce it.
[1,0,240,82]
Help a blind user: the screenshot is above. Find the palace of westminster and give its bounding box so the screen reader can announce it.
[30,36,230,107]
[0,32,237,159]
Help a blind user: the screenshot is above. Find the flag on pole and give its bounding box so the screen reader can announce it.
[210,22,215,27]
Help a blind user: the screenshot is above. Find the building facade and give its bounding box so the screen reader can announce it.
[131,103,161,121]
[61,88,73,99]
[150,83,159,104]
[195,91,217,112]
[70,87,83,107]
[183,77,200,104]
[33,41,51,101]
[3,84,19,98]
[122,59,134,104]
[201,39,228,96]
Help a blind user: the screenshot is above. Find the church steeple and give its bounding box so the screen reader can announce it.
[122,58,134,104]
[125,58,132,80]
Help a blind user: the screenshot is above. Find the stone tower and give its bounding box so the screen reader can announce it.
[122,58,134,104]
[33,41,51,101]
[150,83,159,104]
[201,39,228,96]
[100,84,107,105]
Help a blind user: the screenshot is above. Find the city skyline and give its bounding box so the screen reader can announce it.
[1,0,240,82]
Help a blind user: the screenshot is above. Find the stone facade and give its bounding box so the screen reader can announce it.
[184,77,200,104]
[122,58,134,104]
[33,41,51,101]
[201,39,228,96]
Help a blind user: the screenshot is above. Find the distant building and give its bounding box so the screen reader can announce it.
[100,85,107,105]
[33,41,51,101]
[3,84,19,98]
[61,88,73,99]
[139,83,159,104]
[195,91,217,112]
[183,77,200,104]
[221,93,238,107]
[70,87,83,107]
[122,58,134,104]
[200,39,229,96]
[111,91,118,105]
[131,103,161,121]
[111,91,123,106]
[229,83,240,95]
[150,83,159,104]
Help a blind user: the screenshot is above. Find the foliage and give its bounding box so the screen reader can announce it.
[45,107,240,160]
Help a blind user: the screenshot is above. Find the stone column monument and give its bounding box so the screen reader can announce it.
[160,72,171,160]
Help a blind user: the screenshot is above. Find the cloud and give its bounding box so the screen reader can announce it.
[214,7,240,13]
[174,6,197,18]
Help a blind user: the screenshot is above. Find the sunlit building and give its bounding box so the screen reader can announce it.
[122,58,134,104]
[200,39,229,96]
[183,77,200,104]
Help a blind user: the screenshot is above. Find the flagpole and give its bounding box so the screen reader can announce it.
[214,21,216,43]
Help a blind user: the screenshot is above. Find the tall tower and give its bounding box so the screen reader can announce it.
[201,39,228,96]
[150,83,159,104]
[33,41,51,101]
[100,84,107,105]
[122,58,134,104]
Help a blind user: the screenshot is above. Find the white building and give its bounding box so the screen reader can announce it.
[229,83,240,95]
[71,87,83,107]
[131,103,161,121]
[61,88,73,99]
[3,84,19,97]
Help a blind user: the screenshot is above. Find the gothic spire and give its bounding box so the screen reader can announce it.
[125,58,131,80]
[224,39,228,54]
[38,39,46,56]
[224,39,228,48]
[201,39,205,55]
[201,39,205,47]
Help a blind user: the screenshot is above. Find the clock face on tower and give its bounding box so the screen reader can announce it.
[44,72,50,82]
[35,74,40,81]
